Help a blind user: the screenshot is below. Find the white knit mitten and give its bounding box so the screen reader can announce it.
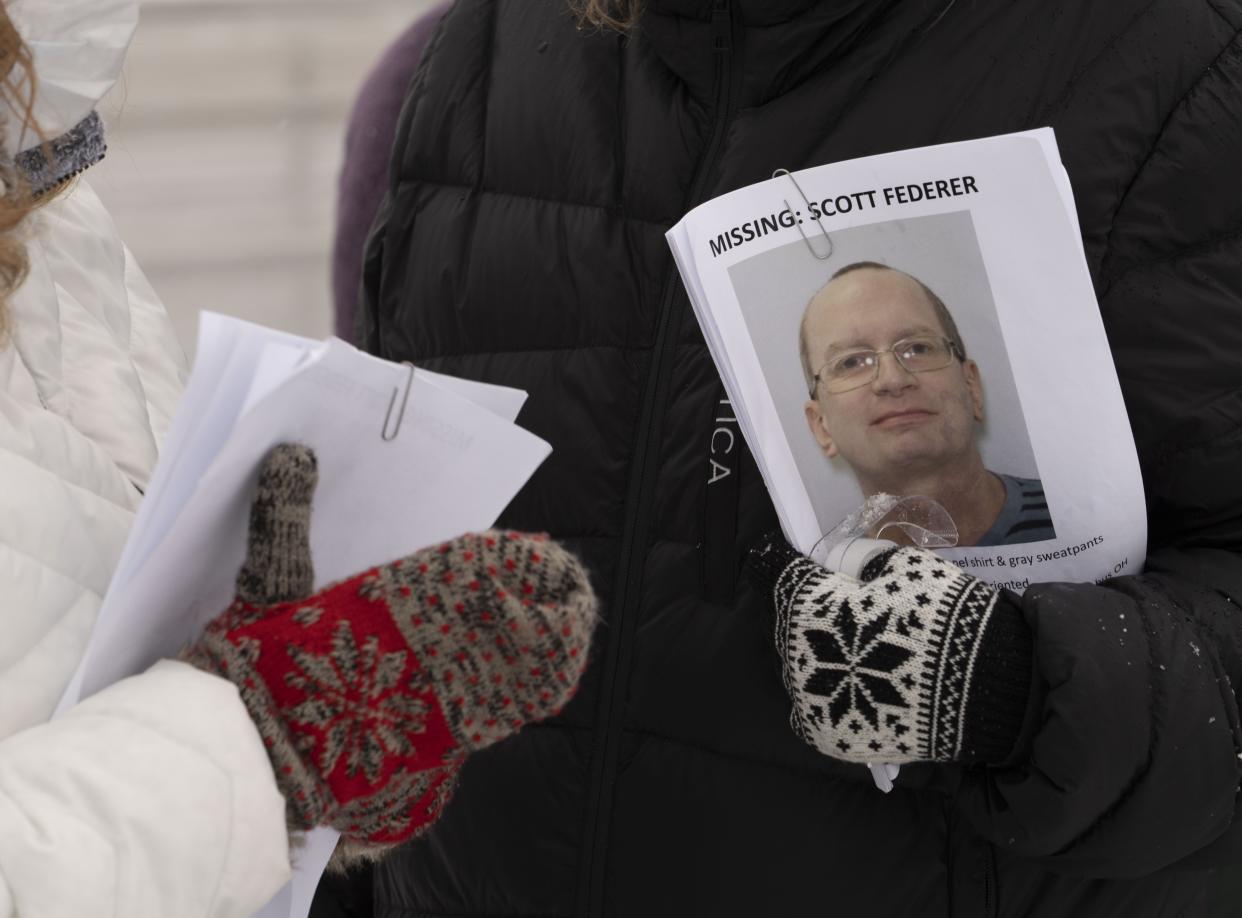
[749,537,1032,765]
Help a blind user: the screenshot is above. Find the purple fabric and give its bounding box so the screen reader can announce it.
[332,4,451,342]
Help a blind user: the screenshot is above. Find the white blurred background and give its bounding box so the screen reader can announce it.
[89,0,438,358]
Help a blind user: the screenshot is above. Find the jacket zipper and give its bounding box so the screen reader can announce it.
[574,4,740,915]
[983,842,998,918]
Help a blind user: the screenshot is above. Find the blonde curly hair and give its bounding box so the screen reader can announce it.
[0,5,38,345]
[569,0,644,31]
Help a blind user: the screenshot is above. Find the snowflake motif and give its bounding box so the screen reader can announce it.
[217,598,266,631]
[358,571,395,603]
[809,594,832,619]
[283,620,428,784]
[798,600,914,732]
[234,635,261,666]
[292,603,325,627]
[886,713,910,737]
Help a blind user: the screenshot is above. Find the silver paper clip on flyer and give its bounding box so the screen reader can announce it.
[811,494,958,793]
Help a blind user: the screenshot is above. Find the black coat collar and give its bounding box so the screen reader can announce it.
[637,0,941,108]
[646,0,869,26]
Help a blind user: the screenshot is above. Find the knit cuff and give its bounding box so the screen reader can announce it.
[956,591,1034,764]
[15,111,107,197]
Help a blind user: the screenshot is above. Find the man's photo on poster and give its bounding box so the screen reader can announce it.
[728,210,1055,548]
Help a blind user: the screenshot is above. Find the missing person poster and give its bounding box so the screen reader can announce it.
[668,130,1143,591]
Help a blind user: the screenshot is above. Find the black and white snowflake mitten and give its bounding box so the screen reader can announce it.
[749,537,1033,765]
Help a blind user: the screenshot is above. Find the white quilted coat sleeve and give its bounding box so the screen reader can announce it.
[0,0,292,908]
[0,176,290,915]
[0,661,292,918]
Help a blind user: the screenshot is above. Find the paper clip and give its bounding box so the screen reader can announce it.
[381,361,415,441]
[773,167,833,261]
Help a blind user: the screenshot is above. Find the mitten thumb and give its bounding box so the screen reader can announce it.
[236,443,318,604]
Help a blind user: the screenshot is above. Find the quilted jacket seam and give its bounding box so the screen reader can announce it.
[479,0,499,189]
[0,784,117,914]
[0,539,105,599]
[392,176,672,229]
[1033,0,1166,123]
[0,439,138,514]
[410,342,649,361]
[1045,590,1161,858]
[1147,390,1242,475]
[1102,224,1242,294]
[1205,0,1242,30]
[1100,26,1242,285]
[377,908,565,918]
[623,725,871,784]
[412,339,718,362]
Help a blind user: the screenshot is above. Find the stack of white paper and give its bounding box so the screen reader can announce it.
[57,312,551,918]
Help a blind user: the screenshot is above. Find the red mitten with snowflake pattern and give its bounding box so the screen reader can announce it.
[185,444,596,848]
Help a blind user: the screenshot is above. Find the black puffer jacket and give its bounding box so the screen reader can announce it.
[359,0,1242,914]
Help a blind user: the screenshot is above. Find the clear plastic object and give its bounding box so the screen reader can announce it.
[810,494,958,793]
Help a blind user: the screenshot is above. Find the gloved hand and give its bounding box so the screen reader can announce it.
[747,534,1032,765]
[184,444,596,851]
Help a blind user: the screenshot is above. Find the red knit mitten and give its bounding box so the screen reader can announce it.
[185,444,596,847]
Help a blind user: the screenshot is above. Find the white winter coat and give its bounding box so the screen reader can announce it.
[0,1,291,915]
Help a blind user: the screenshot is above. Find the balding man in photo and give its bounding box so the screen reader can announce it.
[800,261,1054,547]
